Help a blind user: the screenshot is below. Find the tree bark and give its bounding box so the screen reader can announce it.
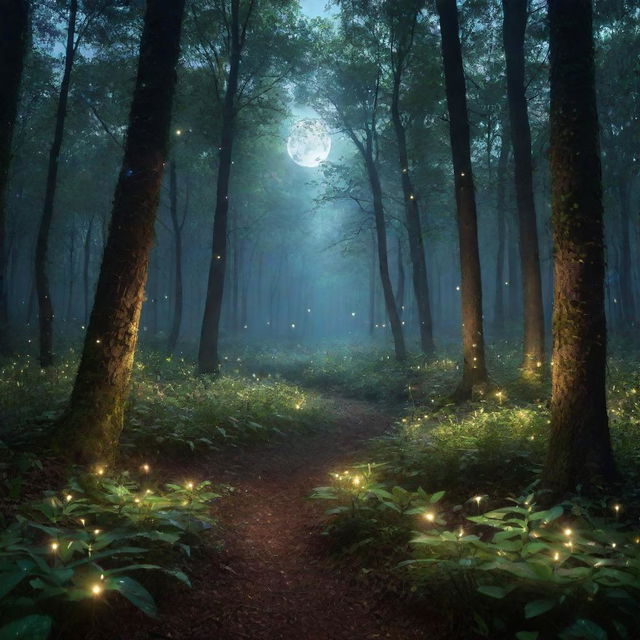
[436,0,489,397]
[361,138,406,361]
[54,0,186,465]
[617,181,635,331]
[198,0,242,374]
[391,67,434,354]
[167,160,184,354]
[35,0,77,367]
[543,0,616,495]
[493,121,509,333]
[83,216,93,325]
[0,0,29,353]
[65,223,75,323]
[502,0,545,377]
[369,229,376,337]
[396,235,405,319]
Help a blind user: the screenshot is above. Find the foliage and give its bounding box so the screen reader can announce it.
[0,465,219,638]
[0,350,325,455]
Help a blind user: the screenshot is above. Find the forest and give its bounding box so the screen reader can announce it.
[0,0,639,638]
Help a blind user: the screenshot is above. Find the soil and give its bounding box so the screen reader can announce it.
[82,397,435,640]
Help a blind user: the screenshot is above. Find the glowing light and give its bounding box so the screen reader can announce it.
[91,583,103,596]
[352,476,361,487]
[65,494,73,502]
[186,482,194,490]
[50,541,59,551]
[563,528,572,537]
[473,495,482,506]
[423,512,435,522]
[291,323,296,329]
[93,529,101,536]
[553,552,560,562]
[287,119,331,167]
[176,129,182,135]
[96,466,105,476]
[141,463,150,473]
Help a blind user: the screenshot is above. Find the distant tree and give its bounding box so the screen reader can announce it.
[502,0,545,377]
[0,0,29,354]
[435,0,489,398]
[493,117,509,333]
[54,0,186,465]
[386,0,435,355]
[35,0,78,367]
[543,0,616,495]
[311,28,407,361]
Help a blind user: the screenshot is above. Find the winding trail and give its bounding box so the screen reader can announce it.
[90,397,433,640]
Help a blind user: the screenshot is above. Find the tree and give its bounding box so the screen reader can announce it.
[35,0,78,367]
[502,0,545,377]
[387,0,435,355]
[436,0,489,398]
[0,0,29,354]
[311,27,407,361]
[54,0,186,465]
[543,0,616,495]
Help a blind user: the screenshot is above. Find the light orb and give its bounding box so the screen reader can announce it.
[286,119,331,167]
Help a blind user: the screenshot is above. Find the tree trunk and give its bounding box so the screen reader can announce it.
[396,235,405,319]
[54,0,186,465]
[83,216,93,325]
[369,228,376,337]
[198,0,242,374]
[363,143,406,361]
[493,121,509,333]
[391,69,434,354]
[167,160,184,354]
[65,224,75,323]
[543,0,616,495]
[0,0,29,353]
[35,0,77,367]
[436,0,489,397]
[617,181,635,331]
[502,0,545,377]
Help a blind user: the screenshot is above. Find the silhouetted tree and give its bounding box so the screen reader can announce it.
[0,0,29,353]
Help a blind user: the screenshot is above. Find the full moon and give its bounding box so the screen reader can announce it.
[286,119,331,168]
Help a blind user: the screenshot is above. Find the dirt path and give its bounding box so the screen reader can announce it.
[89,398,433,640]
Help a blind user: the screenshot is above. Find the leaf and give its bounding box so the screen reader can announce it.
[477,585,513,599]
[0,572,26,599]
[0,615,52,640]
[106,576,157,618]
[429,491,445,504]
[562,618,607,640]
[524,598,556,619]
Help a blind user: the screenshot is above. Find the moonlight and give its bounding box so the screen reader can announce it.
[286,119,331,168]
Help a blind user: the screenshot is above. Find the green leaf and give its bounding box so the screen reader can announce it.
[562,618,607,640]
[0,615,52,640]
[106,576,157,618]
[477,585,512,599]
[0,572,26,599]
[524,598,556,619]
[429,491,445,504]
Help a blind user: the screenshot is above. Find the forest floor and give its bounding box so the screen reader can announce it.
[85,396,434,640]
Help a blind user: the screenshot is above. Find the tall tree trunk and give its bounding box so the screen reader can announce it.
[167,160,184,354]
[543,0,615,495]
[198,0,242,374]
[494,121,509,333]
[396,235,405,319]
[369,228,376,337]
[363,143,406,361]
[54,0,186,465]
[83,216,93,325]
[391,69,434,354]
[35,0,77,367]
[502,0,545,376]
[231,213,240,334]
[0,0,29,353]
[617,181,635,331]
[65,224,75,323]
[436,0,489,397]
